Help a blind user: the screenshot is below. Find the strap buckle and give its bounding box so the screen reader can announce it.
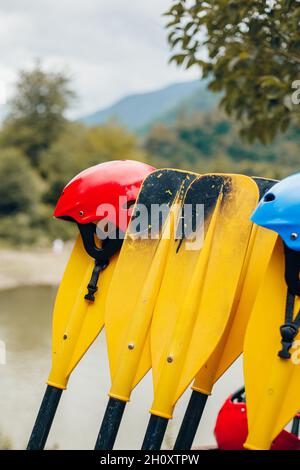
[278,322,299,359]
[85,260,109,302]
[77,223,124,303]
[279,245,300,360]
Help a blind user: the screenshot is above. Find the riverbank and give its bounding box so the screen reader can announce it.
[0,242,73,290]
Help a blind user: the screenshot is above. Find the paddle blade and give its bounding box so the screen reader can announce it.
[150,175,225,402]
[48,235,117,389]
[150,174,259,419]
[244,238,300,450]
[192,178,277,394]
[193,226,277,394]
[105,169,197,402]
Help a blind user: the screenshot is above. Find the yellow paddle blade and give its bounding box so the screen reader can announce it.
[189,178,277,395]
[150,175,224,400]
[192,224,277,395]
[244,238,300,450]
[105,169,197,402]
[150,174,259,419]
[47,235,118,389]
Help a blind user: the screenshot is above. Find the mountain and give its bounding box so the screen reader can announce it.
[80,80,218,131]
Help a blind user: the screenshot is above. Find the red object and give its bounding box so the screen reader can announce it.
[54,160,155,231]
[214,394,300,451]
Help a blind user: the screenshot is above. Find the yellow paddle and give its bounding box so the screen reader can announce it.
[27,236,118,449]
[142,174,259,449]
[94,169,197,450]
[174,178,277,449]
[244,238,300,449]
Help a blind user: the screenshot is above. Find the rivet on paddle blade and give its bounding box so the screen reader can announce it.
[63,334,68,340]
[291,232,298,240]
[167,356,173,363]
[128,343,134,350]
[79,210,84,217]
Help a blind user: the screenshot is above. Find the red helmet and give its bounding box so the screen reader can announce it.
[214,388,300,450]
[54,160,155,231]
[54,160,155,262]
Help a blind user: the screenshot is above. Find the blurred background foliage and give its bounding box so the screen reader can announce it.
[2,2,300,250]
[0,64,148,246]
[166,0,300,143]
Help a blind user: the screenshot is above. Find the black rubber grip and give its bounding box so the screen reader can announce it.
[173,390,208,450]
[27,385,63,450]
[94,397,127,450]
[141,415,169,450]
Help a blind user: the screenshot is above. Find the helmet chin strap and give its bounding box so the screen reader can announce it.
[231,387,246,403]
[77,222,124,302]
[77,222,123,262]
[284,244,300,296]
[278,244,300,359]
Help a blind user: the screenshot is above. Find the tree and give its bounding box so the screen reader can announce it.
[143,109,300,178]
[166,0,300,143]
[41,122,147,204]
[143,122,198,168]
[1,63,76,166]
[0,148,41,215]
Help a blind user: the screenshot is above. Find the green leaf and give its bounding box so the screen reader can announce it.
[260,76,285,89]
[186,55,197,68]
[169,54,186,65]
[184,21,195,32]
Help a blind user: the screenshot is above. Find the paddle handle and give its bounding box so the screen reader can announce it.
[27,385,63,450]
[141,415,169,450]
[173,390,208,450]
[292,416,300,437]
[94,397,126,450]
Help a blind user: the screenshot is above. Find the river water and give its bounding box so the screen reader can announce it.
[0,285,243,450]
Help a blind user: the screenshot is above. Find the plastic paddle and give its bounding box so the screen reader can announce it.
[244,238,300,449]
[27,236,118,449]
[142,173,259,450]
[173,177,278,449]
[94,169,197,450]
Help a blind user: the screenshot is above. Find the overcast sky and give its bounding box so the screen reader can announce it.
[0,0,199,117]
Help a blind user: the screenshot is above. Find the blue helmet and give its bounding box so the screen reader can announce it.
[251,173,300,251]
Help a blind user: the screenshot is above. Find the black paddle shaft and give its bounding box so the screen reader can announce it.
[141,415,169,450]
[94,397,127,450]
[292,416,300,437]
[173,390,208,450]
[27,385,63,450]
